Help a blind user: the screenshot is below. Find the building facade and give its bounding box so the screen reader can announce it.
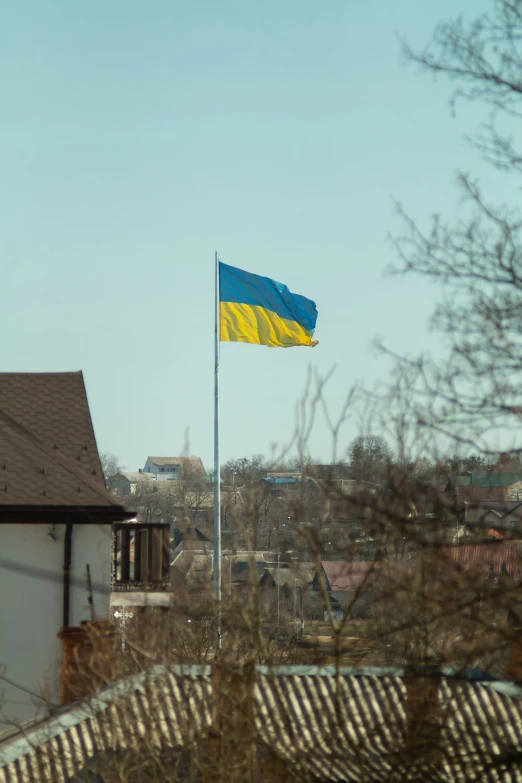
[0,372,131,731]
[143,456,206,481]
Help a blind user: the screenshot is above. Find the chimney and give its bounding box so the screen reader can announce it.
[57,621,118,705]
[210,664,260,782]
[506,598,522,682]
[508,637,522,683]
[402,671,443,772]
[507,605,522,682]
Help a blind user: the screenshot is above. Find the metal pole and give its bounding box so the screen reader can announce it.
[213,251,222,649]
[300,584,303,635]
[293,577,297,634]
[86,564,95,621]
[277,552,280,626]
[63,520,73,628]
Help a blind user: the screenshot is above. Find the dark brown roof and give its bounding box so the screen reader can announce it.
[0,372,130,521]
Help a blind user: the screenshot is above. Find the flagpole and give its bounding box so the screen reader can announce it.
[213,250,222,649]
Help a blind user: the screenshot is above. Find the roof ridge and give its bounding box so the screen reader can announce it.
[0,408,120,507]
[0,371,82,377]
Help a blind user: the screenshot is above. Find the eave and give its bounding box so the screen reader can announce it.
[0,505,135,525]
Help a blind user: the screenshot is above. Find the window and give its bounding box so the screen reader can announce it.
[113,524,170,585]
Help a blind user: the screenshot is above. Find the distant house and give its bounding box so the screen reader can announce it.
[507,481,522,501]
[143,456,206,481]
[477,508,504,526]
[108,471,155,496]
[449,472,522,530]
[264,472,302,481]
[314,560,382,593]
[172,526,211,548]
[225,552,288,593]
[230,560,273,590]
[170,547,278,595]
[171,545,213,592]
[143,483,239,530]
[0,371,131,729]
[316,479,380,523]
[305,463,351,480]
[455,472,522,501]
[439,542,522,583]
[501,502,522,529]
[260,475,306,495]
[260,563,315,590]
[312,560,410,620]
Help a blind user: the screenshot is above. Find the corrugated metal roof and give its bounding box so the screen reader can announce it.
[440,543,522,582]
[0,666,212,783]
[3,665,522,782]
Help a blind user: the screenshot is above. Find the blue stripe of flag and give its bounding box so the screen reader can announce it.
[219,262,318,334]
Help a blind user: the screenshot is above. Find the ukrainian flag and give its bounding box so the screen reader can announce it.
[220,262,318,348]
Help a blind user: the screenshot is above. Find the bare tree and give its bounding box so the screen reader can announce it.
[221,454,267,486]
[389,0,522,454]
[347,434,393,483]
[99,452,125,483]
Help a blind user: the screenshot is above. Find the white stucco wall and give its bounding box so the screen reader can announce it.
[70,524,111,626]
[144,459,157,476]
[0,523,111,732]
[144,460,181,480]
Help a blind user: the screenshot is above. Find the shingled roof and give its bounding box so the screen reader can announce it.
[0,372,130,522]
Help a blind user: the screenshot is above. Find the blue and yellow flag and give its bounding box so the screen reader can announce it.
[219,262,318,348]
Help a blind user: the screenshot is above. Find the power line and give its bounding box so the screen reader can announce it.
[0,558,110,595]
[0,673,57,706]
[0,560,106,707]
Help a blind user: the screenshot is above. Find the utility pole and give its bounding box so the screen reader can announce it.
[293,577,297,634]
[277,552,280,626]
[213,251,221,650]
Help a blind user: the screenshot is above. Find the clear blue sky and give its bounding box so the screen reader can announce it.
[1,0,495,469]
